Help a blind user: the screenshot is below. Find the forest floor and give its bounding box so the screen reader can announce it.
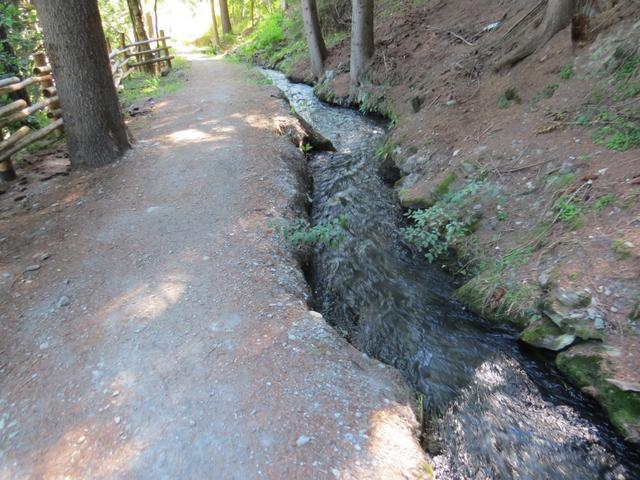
[0,54,429,478]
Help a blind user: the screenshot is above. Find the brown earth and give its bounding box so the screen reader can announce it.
[0,54,429,478]
[285,0,640,439]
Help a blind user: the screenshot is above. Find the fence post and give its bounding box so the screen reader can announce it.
[159,30,171,69]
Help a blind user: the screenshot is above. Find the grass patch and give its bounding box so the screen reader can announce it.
[118,56,188,108]
[594,193,614,212]
[559,63,574,80]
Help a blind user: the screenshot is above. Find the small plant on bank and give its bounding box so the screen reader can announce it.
[555,195,583,229]
[594,193,614,213]
[612,239,633,261]
[559,64,575,80]
[498,86,521,109]
[401,181,481,262]
[270,216,349,248]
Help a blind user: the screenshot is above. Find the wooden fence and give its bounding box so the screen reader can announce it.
[0,31,173,181]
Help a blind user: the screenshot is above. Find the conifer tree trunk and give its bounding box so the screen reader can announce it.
[219,0,233,35]
[33,0,130,167]
[209,0,220,48]
[495,0,575,69]
[126,0,154,74]
[350,0,374,89]
[301,0,328,79]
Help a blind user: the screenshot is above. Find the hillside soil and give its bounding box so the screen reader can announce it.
[260,0,640,441]
[0,54,429,478]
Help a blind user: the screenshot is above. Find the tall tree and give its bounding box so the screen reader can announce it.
[219,0,232,35]
[495,0,575,69]
[301,0,327,79]
[350,0,374,89]
[209,0,220,48]
[33,0,130,167]
[126,0,154,73]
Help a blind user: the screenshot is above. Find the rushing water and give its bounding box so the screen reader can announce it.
[263,69,640,479]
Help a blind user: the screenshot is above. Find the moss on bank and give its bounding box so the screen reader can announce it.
[556,347,640,442]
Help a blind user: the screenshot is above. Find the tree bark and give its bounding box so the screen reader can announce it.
[126,0,154,74]
[281,0,288,10]
[495,0,575,70]
[209,0,220,48]
[350,0,374,89]
[219,0,232,35]
[301,0,328,79]
[33,0,130,168]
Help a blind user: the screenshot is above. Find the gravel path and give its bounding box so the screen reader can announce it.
[0,54,427,479]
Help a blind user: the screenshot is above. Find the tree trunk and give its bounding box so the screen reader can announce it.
[350,0,374,89]
[219,0,232,35]
[33,0,130,168]
[281,0,288,10]
[301,0,328,79]
[495,0,575,70]
[126,0,154,74]
[209,0,220,48]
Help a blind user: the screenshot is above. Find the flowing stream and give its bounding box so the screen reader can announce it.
[263,69,640,479]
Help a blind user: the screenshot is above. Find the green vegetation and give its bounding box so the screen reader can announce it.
[612,239,633,261]
[559,63,574,80]
[498,86,520,109]
[594,193,614,212]
[557,350,640,439]
[270,216,349,248]
[554,196,583,230]
[530,83,559,108]
[401,181,481,262]
[118,56,189,107]
[0,1,40,79]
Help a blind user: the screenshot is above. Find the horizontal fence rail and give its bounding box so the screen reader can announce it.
[0,31,173,180]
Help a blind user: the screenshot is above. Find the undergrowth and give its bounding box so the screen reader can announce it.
[270,216,349,248]
[118,56,189,108]
[401,181,481,262]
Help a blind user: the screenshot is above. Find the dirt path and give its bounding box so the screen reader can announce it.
[0,54,427,479]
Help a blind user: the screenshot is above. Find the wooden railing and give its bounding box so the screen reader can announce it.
[0,32,173,181]
[110,30,173,87]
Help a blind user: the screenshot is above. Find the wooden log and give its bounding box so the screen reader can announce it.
[0,118,64,163]
[124,37,171,48]
[0,100,27,118]
[127,47,168,57]
[129,55,174,68]
[0,158,16,181]
[33,65,52,75]
[47,108,63,119]
[0,126,30,153]
[0,97,59,129]
[0,77,20,88]
[42,86,57,98]
[0,77,40,95]
[159,30,172,69]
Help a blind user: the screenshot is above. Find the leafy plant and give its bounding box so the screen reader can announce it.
[498,86,520,109]
[555,195,583,229]
[559,64,574,80]
[594,193,614,212]
[270,216,349,248]
[401,182,481,262]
